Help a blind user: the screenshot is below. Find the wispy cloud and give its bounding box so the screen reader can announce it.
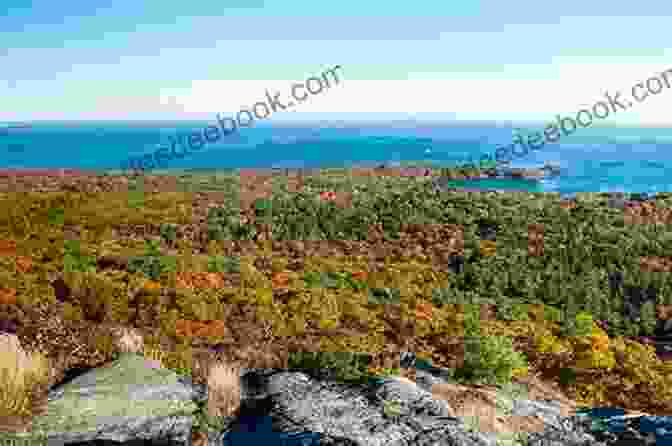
[1,0,671,125]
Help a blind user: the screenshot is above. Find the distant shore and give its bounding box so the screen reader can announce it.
[0,164,551,179]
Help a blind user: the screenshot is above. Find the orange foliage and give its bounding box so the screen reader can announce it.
[176,272,226,290]
[0,288,18,305]
[351,271,368,281]
[142,280,162,291]
[175,319,227,338]
[0,240,17,256]
[15,256,33,273]
[416,302,434,321]
[271,271,291,287]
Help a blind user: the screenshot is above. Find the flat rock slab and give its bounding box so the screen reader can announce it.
[217,368,490,446]
[0,353,199,445]
[215,367,614,446]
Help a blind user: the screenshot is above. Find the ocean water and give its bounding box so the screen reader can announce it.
[1,121,672,195]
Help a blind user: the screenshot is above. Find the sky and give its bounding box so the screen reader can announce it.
[1,0,671,125]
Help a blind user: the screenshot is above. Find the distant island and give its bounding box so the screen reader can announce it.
[0,122,32,130]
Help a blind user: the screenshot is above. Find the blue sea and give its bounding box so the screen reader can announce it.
[2,121,672,196]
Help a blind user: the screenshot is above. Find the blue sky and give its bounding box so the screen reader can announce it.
[1,0,671,124]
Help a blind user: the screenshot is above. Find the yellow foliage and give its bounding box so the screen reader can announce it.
[574,349,616,370]
[239,257,268,288]
[532,320,616,371]
[254,288,274,307]
[511,366,529,378]
[535,332,572,355]
[318,317,339,331]
[61,302,84,322]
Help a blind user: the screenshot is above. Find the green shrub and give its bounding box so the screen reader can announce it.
[462,304,482,336]
[639,300,658,336]
[207,255,240,273]
[375,366,402,377]
[126,190,145,209]
[254,198,273,224]
[302,271,367,292]
[103,272,137,324]
[542,305,564,323]
[63,239,97,273]
[560,311,594,337]
[454,335,529,386]
[47,207,65,226]
[367,287,401,305]
[430,287,452,308]
[431,287,497,309]
[287,351,373,384]
[207,205,256,241]
[159,223,178,245]
[127,240,177,280]
[495,301,530,321]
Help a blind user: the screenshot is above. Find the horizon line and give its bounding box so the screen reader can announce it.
[2,119,671,128]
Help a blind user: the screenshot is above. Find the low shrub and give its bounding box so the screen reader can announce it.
[561,342,662,409]
[495,301,530,322]
[367,287,401,305]
[63,271,127,323]
[303,271,368,292]
[535,317,617,367]
[206,206,257,241]
[535,330,572,355]
[127,240,177,281]
[366,366,403,381]
[605,337,672,411]
[560,310,594,337]
[5,173,672,414]
[570,320,616,370]
[63,239,96,273]
[453,335,529,386]
[207,255,240,274]
[47,206,65,226]
[159,223,178,246]
[287,351,373,384]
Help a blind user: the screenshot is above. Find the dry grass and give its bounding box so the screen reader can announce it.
[141,346,169,369]
[207,361,241,419]
[0,333,52,418]
[111,326,169,371]
[191,430,209,446]
[113,326,145,354]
